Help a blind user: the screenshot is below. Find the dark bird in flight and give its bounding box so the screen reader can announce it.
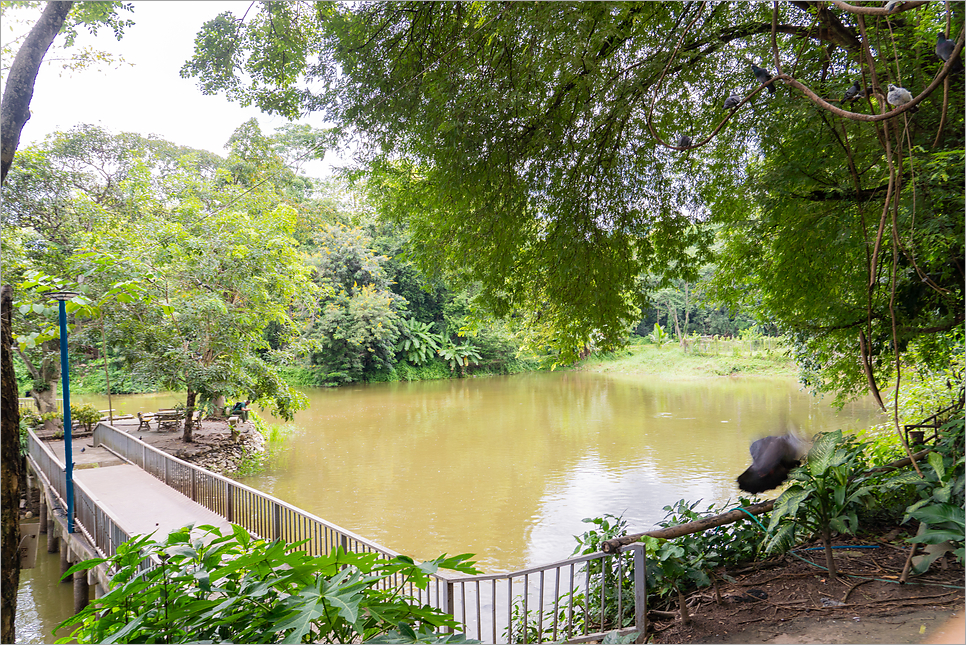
[737,434,806,494]
[751,63,776,94]
[724,94,741,110]
[841,79,863,104]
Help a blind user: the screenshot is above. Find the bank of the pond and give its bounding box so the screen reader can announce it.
[578,340,798,379]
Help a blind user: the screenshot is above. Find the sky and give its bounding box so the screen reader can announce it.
[6,1,339,176]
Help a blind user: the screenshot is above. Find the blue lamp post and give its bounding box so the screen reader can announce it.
[47,290,78,533]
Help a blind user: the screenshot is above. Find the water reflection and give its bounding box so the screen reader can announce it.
[26,371,882,640]
[16,531,76,644]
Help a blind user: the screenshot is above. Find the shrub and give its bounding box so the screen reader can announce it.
[56,523,480,644]
[70,403,101,432]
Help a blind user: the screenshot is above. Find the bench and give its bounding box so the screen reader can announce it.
[137,412,155,431]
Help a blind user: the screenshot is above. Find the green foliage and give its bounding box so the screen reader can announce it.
[182,1,964,384]
[436,340,482,377]
[307,224,405,384]
[646,323,669,348]
[902,413,966,570]
[69,403,101,432]
[765,431,917,576]
[396,318,441,366]
[56,523,480,644]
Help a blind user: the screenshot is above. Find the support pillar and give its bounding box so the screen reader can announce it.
[60,542,71,579]
[73,570,90,613]
[47,528,59,553]
[39,494,47,533]
[94,582,106,599]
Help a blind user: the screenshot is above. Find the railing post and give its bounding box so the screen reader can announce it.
[164,457,169,485]
[226,484,234,523]
[191,468,197,501]
[632,545,647,643]
[274,504,281,541]
[445,580,455,634]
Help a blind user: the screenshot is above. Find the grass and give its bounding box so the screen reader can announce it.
[578,337,798,379]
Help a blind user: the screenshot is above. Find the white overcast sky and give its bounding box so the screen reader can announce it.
[8,1,339,176]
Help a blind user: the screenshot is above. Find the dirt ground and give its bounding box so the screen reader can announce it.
[38,415,267,474]
[649,531,964,644]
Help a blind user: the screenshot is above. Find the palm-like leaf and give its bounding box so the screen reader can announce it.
[808,430,841,477]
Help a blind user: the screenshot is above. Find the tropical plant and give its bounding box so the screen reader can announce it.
[646,323,669,348]
[56,523,480,644]
[437,340,482,377]
[902,413,966,572]
[69,403,101,433]
[765,430,917,579]
[396,319,441,366]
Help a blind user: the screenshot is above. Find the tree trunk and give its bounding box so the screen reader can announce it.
[822,527,838,580]
[0,1,74,184]
[2,285,23,644]
[213,395,227,417]
[182,388,197,443]
[16,340,60,414]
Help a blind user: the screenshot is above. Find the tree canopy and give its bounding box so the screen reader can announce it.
[182,0,964,399]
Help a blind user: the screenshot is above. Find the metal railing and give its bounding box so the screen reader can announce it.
[27,428,133,564]
[77,423,648,642]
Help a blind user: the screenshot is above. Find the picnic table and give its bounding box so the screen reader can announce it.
[155,409,184,431]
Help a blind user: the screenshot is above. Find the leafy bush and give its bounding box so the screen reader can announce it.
[70,403,101,432]
[397,318,441,365]
[766,430,917,578]
[902,413,965,571]
[56,523,480,644]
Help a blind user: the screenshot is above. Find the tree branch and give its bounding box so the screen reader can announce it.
[0,1,74,184]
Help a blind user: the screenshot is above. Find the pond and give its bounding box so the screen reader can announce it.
[19,371,883,643]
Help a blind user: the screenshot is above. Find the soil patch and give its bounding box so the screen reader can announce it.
[649,533,964,644]
[52,416,267,475]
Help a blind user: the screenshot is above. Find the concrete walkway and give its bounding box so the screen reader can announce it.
[74,464,232,538]
[45,438,232,541]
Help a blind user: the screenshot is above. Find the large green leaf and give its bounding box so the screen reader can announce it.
[907,503,966,531]
[808,431,841,478]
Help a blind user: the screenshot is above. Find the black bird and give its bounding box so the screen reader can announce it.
[751,63,776,94]
[737,434,805,494]
[936,33,963,72]
[841,79,863,104]
[677,134,692,148]
[724,94,741,110]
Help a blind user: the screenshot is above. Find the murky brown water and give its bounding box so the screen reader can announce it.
[238,372,882,572]
[22,371,883,642]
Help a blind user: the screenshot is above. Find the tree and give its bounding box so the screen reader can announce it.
[306,223,404,383]
[1,285,21,645]
[182,1,964,391]
[0,1,133,183]
[4,124,319,442]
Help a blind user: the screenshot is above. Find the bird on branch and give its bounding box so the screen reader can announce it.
[737,433,806,494]
[841,79,864,104]
[935,33,964,73]
[676,134,692,148]
[724,93,742,110]
[750,62,776,94]
[886,83,913,106]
